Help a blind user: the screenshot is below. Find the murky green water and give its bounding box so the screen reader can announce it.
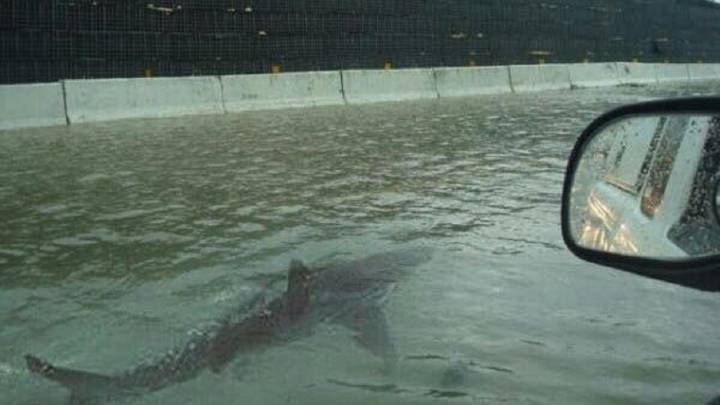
[1,84,719,404]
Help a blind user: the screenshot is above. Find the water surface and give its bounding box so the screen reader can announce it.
[1,83,719,404]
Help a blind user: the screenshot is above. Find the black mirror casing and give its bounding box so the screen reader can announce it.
[562,97,720,292]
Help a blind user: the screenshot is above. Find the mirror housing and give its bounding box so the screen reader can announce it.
[562,97,720,292]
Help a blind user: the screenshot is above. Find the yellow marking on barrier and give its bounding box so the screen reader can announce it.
[384,60,392,70]
[271,64,282,74]
[144,68,154,78]
[530,51,550,65]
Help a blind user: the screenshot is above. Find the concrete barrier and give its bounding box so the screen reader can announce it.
[221,71,344,112]
[568,63,620,88]
[0,83,66,130]
[509,64,571,92]
[687,64,720,81]
[433,66,512,98]
[616,62,657,85]
[538,64,572,91]
[342,69,438,104]
[655,64,689,83]
[4,62,720,131]
[64,76,224,124]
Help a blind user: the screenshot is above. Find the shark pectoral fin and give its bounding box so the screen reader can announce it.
[209,362,224,374]
[338,306,398,373]
[229,356,251,381]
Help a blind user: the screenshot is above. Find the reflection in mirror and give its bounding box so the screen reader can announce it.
[569,113,720,259]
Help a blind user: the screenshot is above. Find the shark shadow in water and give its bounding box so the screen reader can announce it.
[25,248,432,404]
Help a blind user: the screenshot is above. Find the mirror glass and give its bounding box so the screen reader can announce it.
[568,113,720,259]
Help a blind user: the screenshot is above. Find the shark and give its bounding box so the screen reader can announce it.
[25,248,432,404]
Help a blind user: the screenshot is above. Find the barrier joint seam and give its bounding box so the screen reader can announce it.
[218,76,228,114]
[60,80,70,126]
[339,70,348,105]
[506,66,515,93]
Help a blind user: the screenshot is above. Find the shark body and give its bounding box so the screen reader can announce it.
[25,248,432,404]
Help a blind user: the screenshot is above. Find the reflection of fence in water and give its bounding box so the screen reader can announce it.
[2,0,720,84]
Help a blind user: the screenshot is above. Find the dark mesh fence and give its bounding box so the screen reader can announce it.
[2,0,720,84]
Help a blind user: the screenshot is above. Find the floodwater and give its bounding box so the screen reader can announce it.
[1,83,719,405]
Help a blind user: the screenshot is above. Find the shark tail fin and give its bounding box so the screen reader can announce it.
[25,354,53,375]
[25,354,119,404]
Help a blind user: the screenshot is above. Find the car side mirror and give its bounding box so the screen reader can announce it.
[562,98,720,292]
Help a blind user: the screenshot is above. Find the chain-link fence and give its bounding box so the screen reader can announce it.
[2,0,720,84]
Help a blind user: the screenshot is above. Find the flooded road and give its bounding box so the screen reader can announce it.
[1,83,719,404]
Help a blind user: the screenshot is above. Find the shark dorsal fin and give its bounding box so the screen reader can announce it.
[287,259,309,294]
[287,259,311,320]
